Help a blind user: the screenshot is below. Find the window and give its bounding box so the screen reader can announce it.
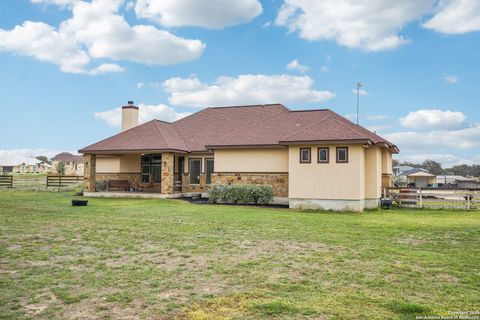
[317,147,329,163]
[300,148,311,163]
[336,147,348,163]
[189,159,201,184]
[141,154,162,183]
[205,159,214,184]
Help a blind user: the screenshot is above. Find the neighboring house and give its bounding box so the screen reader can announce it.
[0,157,51,174]
[51,153,84,176]
[79,102,399,211]
[393,165,414,176]
[398,168,436,188]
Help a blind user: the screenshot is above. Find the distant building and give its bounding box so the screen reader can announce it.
[0,157,52,174]
[51,152,84,176]
[393,165,414,175]
[437,175,480,189]
[397,168,436,188]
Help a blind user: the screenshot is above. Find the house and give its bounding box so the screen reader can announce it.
[399,168,436,188]
[51,152,84,176]
[393,165,414,176]
[0,157,51,174]
[79,102,399,211]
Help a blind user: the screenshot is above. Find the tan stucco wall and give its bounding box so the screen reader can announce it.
[288,145,365,200]
[381,149,393,174]
[96,154,140,173]
[119,154,140,172]
[214,148,288,173]
[364,147,382,199]
[96,157,120,173]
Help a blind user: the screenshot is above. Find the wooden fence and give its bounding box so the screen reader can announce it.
[46,176,83,189]
[0,175,13,188]
[384,187,480,210]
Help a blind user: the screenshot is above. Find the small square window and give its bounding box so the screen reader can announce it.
[336,147,348,163]
[300,148,311,163]
[317,147,329,163]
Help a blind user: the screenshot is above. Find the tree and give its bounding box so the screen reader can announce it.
[392,159,400,167]
[422,159,443,175]
[56,161,66,175]
[36,155,51,165]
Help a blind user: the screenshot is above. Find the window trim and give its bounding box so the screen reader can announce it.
[336,147,349,163]
[204,158,214,185]
[317,147,329,163]
[299,147,311,163]
[189,158,202,185]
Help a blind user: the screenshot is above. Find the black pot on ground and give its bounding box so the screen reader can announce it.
[380,198,392,209]
[72,200,88,206]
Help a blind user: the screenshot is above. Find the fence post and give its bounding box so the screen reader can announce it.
[467,193,471,210]
[58,176,61,191]
[419,188,423,209]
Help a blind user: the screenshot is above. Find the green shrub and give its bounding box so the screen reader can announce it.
[208,185,225,203]
[254,185,275,205]
[95,180,107,191]
[208,184,273,205]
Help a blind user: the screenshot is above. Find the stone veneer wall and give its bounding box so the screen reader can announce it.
[182,174,209,193]
[96,173,141,184]
[211,173,288,197]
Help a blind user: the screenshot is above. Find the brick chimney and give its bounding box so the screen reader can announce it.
[121,101,139,132]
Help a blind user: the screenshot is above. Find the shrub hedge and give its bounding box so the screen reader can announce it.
[208,184,274,205]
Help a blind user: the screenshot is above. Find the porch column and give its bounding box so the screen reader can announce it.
[83,154,96,192]
[161,153,174,194]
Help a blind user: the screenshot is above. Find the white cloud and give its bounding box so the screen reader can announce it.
[286,59,309,73]
[0,21,91,74]
[443,75,459,83]
[2,0,205,75]
[384,123,480,151]
[94,103,191,127]
[31,0,76,7]
[134,0,262,29]
[162,74,335,108]
[365,114,388,121]
[275,0,434,51]
[352,88,368,96]
[0,149,75,166]
[60,0,205,65]
[424,0,480,34]
[136,82,145,89]
[88,63,124,75]
[400,109,466,130]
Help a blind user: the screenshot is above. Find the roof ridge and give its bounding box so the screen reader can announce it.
[279,115,334,141]
[327,110,392,145]
[78,120,157,152]
[153,120,189,151]
[289,108,330,113]
[207,106,289,146]
[210,103,288,110]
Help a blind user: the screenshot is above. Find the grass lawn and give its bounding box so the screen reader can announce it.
[0,192,479,319]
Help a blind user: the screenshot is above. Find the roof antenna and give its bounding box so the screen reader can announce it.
[356,82,362,125]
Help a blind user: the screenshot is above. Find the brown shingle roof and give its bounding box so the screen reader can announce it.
[51,152,83,163]
[79,104,397,153]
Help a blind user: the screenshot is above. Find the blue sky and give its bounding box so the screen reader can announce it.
[0,0,479,167]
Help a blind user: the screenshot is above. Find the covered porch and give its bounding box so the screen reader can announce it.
[83,152,185,195]
[83,151,214,195]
